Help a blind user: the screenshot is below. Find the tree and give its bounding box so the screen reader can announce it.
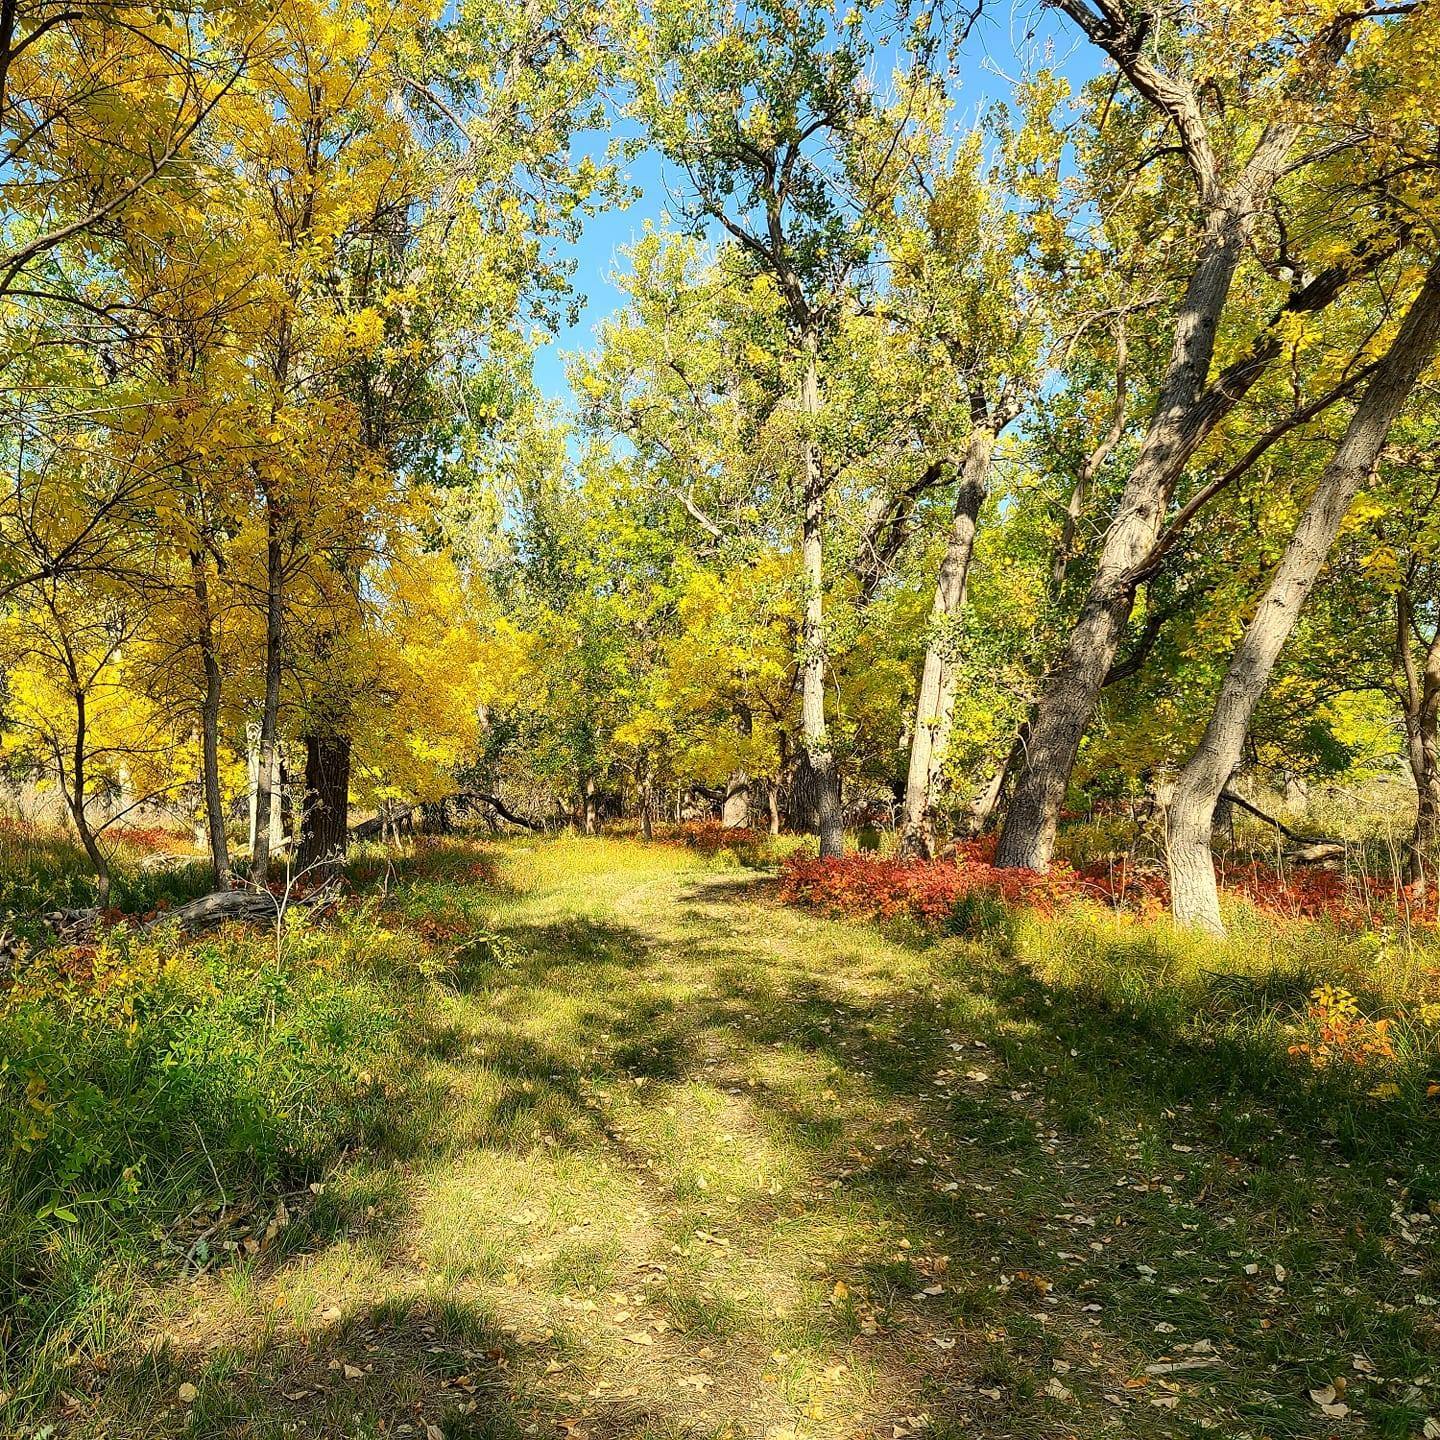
[629,0,936,855]
[1167,259,1440,932]
[996,0,1420,870]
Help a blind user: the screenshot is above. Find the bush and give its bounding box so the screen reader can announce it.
[0,908,422,1380]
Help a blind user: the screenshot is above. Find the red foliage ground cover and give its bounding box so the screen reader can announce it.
[667,821,768,855]
[779,835,1428,930]
[107,824,196,855]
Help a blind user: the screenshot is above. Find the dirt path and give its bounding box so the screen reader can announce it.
[81,838,1438,1439]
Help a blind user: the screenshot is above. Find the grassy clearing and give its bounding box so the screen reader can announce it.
[3,833,1440,1438]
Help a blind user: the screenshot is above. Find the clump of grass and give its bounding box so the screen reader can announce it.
[0,816,215,928]
[0,892,432,1421]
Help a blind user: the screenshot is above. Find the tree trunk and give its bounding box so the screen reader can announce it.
[798,324,843,857]
[639,761,655,840]
[722,772,750,828]
[768,782,780,836]
[1396,590,1440,899]
[297,733,350,872]
[185,500,230,888]
[250,498,284,882]
[64,689,110,906]
[1168,262,1440,932]
[582,775,598,835]
[966,722,1027,836]
[997,198,1260,870]
[899,423,996,858]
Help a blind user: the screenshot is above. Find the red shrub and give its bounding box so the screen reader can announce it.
[667,821,767,855]
[779,837,1429,932]
[779,837,1088,925]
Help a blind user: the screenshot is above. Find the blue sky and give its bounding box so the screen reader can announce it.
[529,2,1101,404]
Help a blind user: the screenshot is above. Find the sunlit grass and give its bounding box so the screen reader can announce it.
[5,833,1440,1438]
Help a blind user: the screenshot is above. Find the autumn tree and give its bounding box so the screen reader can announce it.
[996,0,1422,870]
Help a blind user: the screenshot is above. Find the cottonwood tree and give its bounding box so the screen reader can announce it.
[996,0,1423,870]
[885,86,1078,857]
[628,0,938,855]
[1167,259,1440,932]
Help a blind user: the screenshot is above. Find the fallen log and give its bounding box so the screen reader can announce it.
[461,792,542,831]
[1218,789,1345,866]
[1219,789,1333,845]
[143,889,285,933]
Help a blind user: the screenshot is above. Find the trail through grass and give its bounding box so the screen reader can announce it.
[34,838,1440,1438]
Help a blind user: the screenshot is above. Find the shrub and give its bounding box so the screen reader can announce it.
[0,909,422,1355]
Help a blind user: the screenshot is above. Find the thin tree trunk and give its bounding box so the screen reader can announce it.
[900,423,996,857]
[641,763,655,840]
[1168,263,1440,932]
[798,324,843,857]
[63,690,110,906]
[967,723,1028,836]
[250,496,284,882]
[188,542,230,888]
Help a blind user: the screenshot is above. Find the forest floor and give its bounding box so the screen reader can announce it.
[32,837,1440,1439]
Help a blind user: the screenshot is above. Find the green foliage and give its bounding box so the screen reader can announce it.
[0,892,426,1393]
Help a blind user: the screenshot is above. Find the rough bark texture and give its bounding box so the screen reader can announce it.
[798,325,843,857]
[899,424,996,858]
[994,0,1361,871]
[722,772,751,828]
[1167,263,1440,932]
[1396,590,1440,898]
[297,733,351,872]
[998,199,1255,869]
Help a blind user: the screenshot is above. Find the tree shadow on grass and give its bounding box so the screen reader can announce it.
[92,1293,564,1440]
[57,860,1440,1439]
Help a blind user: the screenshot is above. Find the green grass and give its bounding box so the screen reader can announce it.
[4,832,1440,1438]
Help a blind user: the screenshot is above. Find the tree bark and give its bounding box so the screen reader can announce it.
[722,772,751,828]
[63,689,110,906]
[187,533,230,888]
[798,323,843,857]
[1396,588,1440,899]
[1167,262,1440,932]
[997,193,1266,870]
[297,733,351,872]
[250,495,284,882]
[995,0,1370,870]
[899,422,996,857]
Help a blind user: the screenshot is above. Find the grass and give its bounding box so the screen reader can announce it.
[4,832,1440,1438]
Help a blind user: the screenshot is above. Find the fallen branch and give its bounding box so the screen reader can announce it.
[144,889,284,933]
[1219,789,1341,861]
[461,792,542,831]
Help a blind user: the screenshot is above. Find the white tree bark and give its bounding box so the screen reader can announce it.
[798,324,843,857]
[899,424,997,857]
